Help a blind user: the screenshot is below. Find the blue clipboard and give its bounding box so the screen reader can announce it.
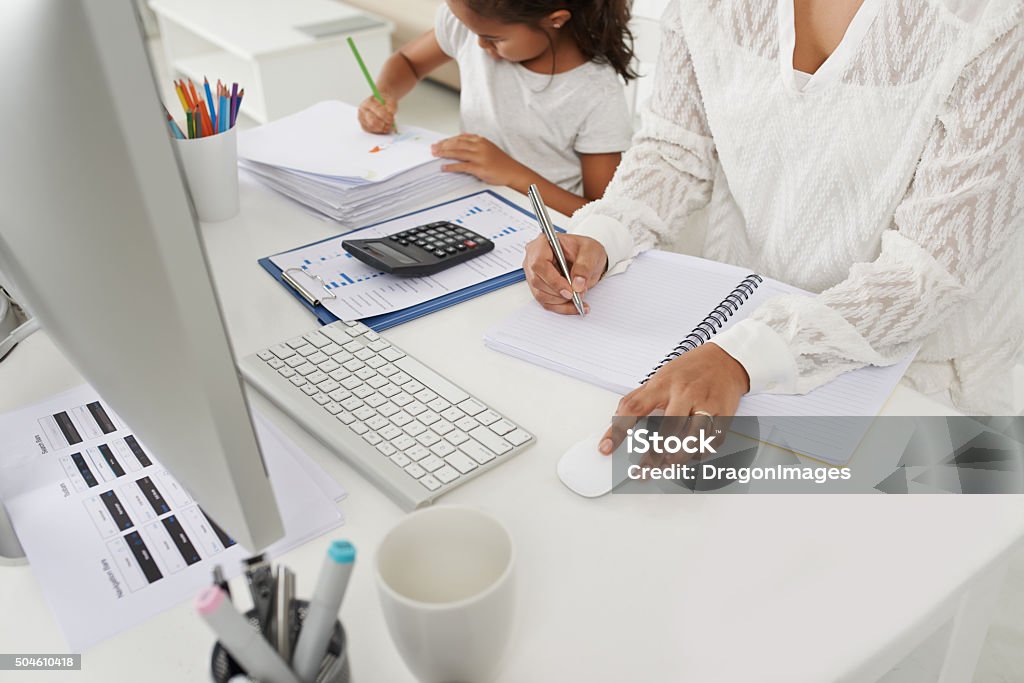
[258,189,556,332]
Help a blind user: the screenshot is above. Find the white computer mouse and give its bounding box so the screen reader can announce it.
[557,431,630,498]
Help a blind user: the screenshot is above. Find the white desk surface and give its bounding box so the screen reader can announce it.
[1,174,1022,682]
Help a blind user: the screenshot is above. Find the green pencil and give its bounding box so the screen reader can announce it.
[347,36,397,133]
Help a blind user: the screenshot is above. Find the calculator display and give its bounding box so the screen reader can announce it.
[363,241,416,264]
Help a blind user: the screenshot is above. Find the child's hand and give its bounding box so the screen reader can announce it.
[358,95,397,134]
[523,233,608,315]
[431,134,528,187]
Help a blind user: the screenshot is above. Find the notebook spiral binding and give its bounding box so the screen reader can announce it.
[640,274,763,384]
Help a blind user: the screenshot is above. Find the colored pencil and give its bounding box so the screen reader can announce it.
[203,77,217,131]
[163,105,185,139]
[348,36,396,132]
[174,81,190,116]
[219,94,228,133]
[230,82,239,127]
[186,110,193,139]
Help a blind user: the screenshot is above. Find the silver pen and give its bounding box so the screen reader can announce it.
[527,184,585,316]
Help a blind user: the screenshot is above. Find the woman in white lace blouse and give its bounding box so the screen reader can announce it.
[524,0,1023,436]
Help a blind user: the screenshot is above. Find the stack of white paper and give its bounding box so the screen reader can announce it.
[237,101,476,228]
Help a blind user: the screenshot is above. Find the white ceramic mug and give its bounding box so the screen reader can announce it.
[376,506,516,683]
[173,126,239,222]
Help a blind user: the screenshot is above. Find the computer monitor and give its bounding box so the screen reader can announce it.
[0,0,284,550]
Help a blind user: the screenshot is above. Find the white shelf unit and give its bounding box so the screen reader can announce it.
[149,0,393,124]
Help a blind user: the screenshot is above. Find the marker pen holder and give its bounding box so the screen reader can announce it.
[210,599,350,683]
[174,126,240,223]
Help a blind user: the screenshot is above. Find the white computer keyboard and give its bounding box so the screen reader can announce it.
[239,320,534,509]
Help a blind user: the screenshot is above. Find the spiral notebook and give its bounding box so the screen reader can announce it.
[484,250,915,463]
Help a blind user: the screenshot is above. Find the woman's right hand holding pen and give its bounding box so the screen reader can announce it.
[523,234,608,315]
[357,93,398,134]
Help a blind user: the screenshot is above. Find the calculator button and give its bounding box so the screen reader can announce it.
[445,247,457,254]
[456,244,467,251]
[416,240,428,247]
[464,240,478,248]
[399,240,409,246]
[433,250,446,258]
[390,235,401,241]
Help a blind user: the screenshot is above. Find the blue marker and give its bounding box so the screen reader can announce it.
[291,541,355,683]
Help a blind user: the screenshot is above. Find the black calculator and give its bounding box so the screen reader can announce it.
[341,221,495,277]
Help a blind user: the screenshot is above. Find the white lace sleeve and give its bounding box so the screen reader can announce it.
[733,19,1024,398]
[568,0,716,269]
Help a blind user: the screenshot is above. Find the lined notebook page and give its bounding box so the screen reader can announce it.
[484,251,758,394]
[485,250,915,463]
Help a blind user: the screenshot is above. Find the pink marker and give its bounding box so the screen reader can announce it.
[196,586,299,683]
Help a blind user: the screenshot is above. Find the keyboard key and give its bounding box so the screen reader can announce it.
[341,376,362,390]
[365,415,389,431]
[416,431,442,447]
[320,343,342,356]
[332,351,354,364]
[287,337,307,349]
[407,444,430,461]
[455,416,478,432]
[477,410,501,426]
[258,350,275,361]
[391,453,412,468]
[381,347,406,362]
[289,376,306,387]
[267,358,285,369]
[393,392,414,407]
[419,474,441,491]
[286,355,306,368]
[368,339,390,352]
[490,420,516,436]
[353,406,375,421]
[270,344,296,360]
[366,356,386,369]
[391,411,414,428]
[434,466,460,484]
[363,432,383,445]
[392,434,416,450]
[414,388,438,403]
[303,330,332,348]
[469,427,512,455]
[430,441,456,458]
[419,411,440,426]
[350,423,369,435]
[343,359,364,372]
[353,385,374,399]
[355,367,376,381]
[362,330,380,341]
[432,420,454,436]
[460,441,497,465]
[444,451,478,474]
[278,367,296,378]
[306,371,328,385]
[355,348,375,361]
[445,431,470,446]
[336,411,355,425]
[377,442,397,457]
[404,421,427,437]
[379,365,399,378]
[318,380,340,394]
[320,325,350,346]
[340,396,363,411]
[367,375,388,389]
[295,344,317,357]
[420,455,444,472]
[324,402,343,415]
[404,463,426,479]
[458,399,486,416]
[307,351,328,365]
[506,429,532,446]
[377,402,399,417]
[441,406,465,422]
[427,397,450,412]
[393,357,469,404]
[378,424,402,441]
[301,385,318,396]
[365,394,387,408]
[343,340,364,352]
[295,363,317,376]
[390,372,412,386]
[403,380,424,395]
[312,393,331,405]
[328,387,351,402]
[406,401,427,417]
[319,359,340,374]
[344,328,365,340]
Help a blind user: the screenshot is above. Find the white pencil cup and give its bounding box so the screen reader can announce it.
[174,126,239,222]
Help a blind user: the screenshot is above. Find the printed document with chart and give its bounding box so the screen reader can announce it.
[0,385,346,650]
[269,190,544,321]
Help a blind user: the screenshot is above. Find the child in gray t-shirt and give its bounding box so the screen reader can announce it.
[357,0,636,217]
